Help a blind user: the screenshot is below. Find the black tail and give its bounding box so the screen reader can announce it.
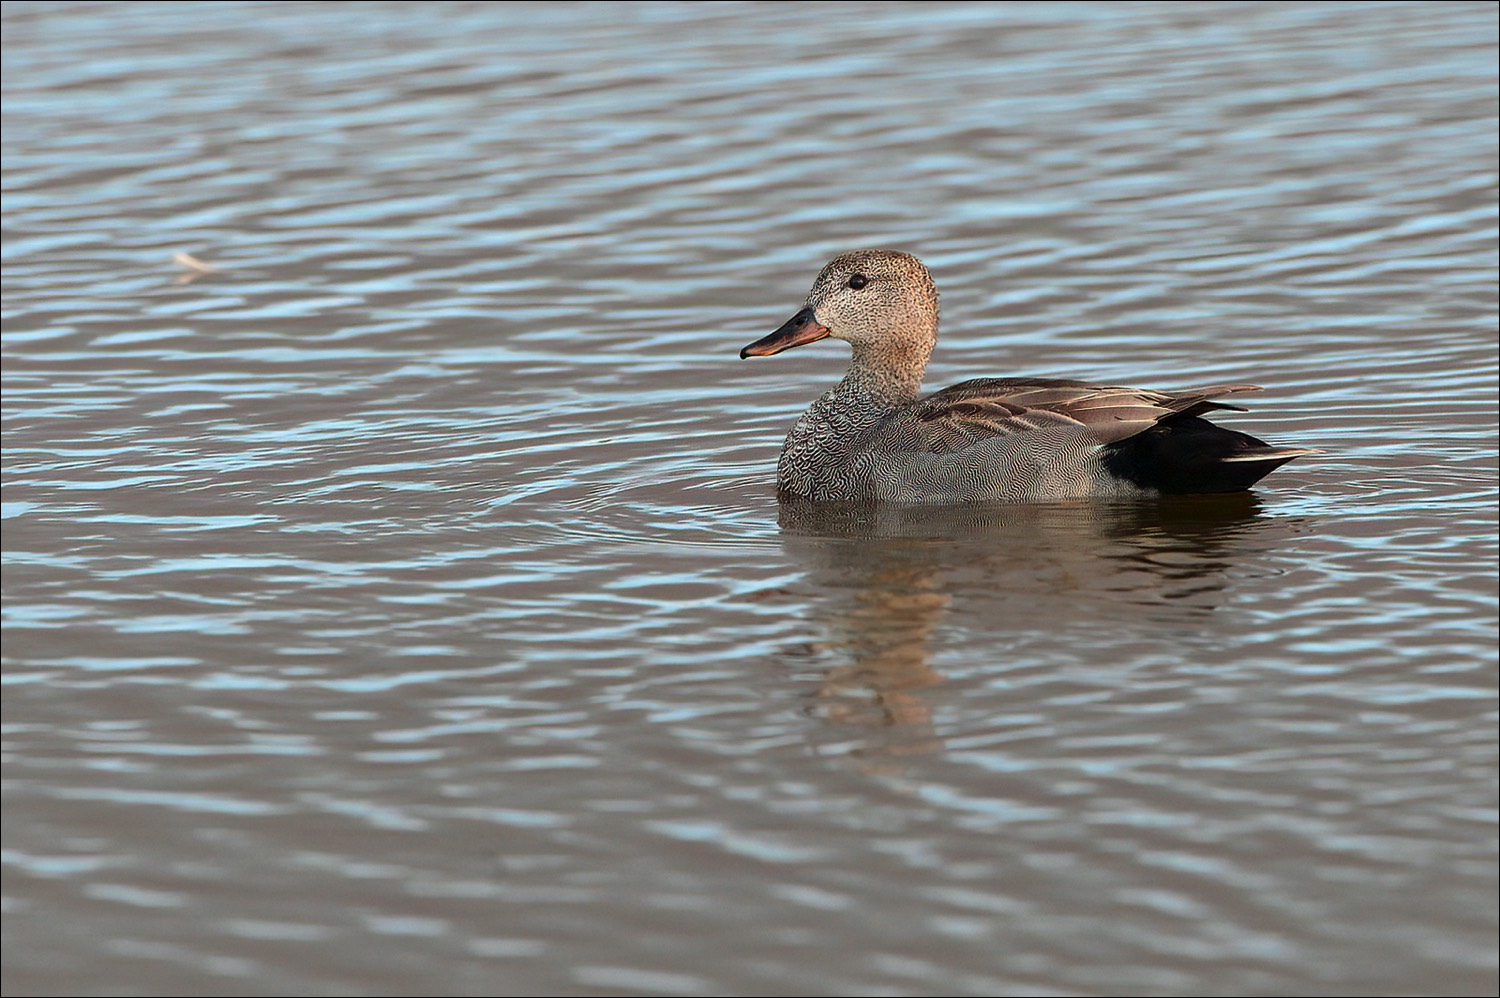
[1101,415,1314,494]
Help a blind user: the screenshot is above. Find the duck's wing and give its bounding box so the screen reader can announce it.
[891,378,1265,455]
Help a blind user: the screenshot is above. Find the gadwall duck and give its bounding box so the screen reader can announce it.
[740,250,1313,502]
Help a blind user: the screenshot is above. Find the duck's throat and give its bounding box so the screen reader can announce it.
[845,343,927,404]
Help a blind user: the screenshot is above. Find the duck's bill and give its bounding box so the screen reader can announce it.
[739,307,830,359]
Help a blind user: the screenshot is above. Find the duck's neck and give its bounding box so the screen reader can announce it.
[843,340,929,404]
[776,344,929,499]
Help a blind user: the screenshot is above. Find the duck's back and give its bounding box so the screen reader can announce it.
[785,378,1312,503]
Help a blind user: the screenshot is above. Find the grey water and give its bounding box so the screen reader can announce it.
[3,2,1497,995]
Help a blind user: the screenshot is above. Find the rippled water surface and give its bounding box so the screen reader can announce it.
[4,2,1497,995]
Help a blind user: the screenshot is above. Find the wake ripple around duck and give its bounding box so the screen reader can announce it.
[496,463,784,552]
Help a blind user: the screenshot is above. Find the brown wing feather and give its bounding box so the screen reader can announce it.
[894,378,1263,455]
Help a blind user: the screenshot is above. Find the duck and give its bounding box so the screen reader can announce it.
[739,249,1313,503]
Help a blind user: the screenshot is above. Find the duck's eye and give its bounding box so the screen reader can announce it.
[848,274,869,290]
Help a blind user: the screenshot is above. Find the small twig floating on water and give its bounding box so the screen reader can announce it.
[172,251,220,284]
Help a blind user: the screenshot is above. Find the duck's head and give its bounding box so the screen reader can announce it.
[740,250,939,368]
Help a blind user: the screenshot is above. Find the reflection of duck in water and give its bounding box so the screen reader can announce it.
[787,545,951,768]
[776,495,1285,766]
[741,251,1314,503]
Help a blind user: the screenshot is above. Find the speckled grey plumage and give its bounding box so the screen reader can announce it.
[742,250,1313,503]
